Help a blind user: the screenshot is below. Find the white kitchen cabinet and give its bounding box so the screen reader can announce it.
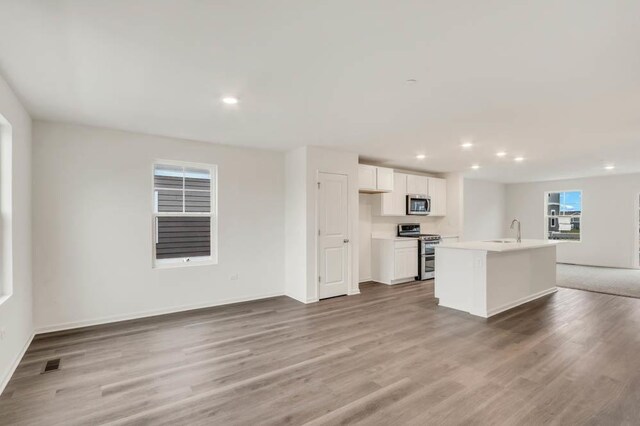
[407,174,428,195]
[427,177,447,216]
[372,172,447,217]
[358,164,394,193]
[394,246,419,280]
[374,172,407,216]
[372,238,418,284]
[376,167,394,192]
[358,164,377,191]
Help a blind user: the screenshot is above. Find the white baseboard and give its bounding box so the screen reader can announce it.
[0,331,34,396]
[486,287,557,317]
[35,292,286,334]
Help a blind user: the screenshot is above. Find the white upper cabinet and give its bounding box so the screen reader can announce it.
[358,164,394,193]
[371,171,447,218]
[358,164,377,191]
[406,174,428,195]
[427,177,447,216]
[374,172,407,216]
[375,167,394,192]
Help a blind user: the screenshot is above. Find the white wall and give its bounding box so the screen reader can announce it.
[0,74,32,393]
[358,194,373,282]
[284,147,360,301]
[305,147,360,300]
[462,178,507,241]
[507,173,640,268]
[284,147,307,302]
[441,172,464,238]
[32,121,285,331]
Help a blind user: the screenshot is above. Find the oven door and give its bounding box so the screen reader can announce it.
[420,254,435,280]
[420,242,436,280]
[406,196,431,215]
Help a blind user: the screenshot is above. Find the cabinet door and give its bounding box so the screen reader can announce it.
[406,248,418,277]
[428,177,447,216]
[376,167,394,192]
[358,165,377,191]
[394,247,418,279]
[437,178,447,215]
[376,172,406,216]
[392,173,407,216]
[407,174,428,195]
[393,249,404,279]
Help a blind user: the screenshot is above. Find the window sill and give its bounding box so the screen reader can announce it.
[153,259,218,269]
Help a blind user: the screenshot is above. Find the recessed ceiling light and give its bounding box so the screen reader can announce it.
[416,154,426,160]
[471,164,480,170]
[461,142,473,149]
[222,97,238,105]
[496,151,507,157]
[406,79,418,84]
[514,156,524,162]
[604,164,615,170]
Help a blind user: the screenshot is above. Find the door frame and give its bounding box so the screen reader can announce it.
[315,171,351,300]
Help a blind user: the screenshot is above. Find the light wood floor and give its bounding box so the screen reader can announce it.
[2,281,640,425]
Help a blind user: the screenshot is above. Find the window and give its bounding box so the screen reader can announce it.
[153,162,217,267]
[545,191,581,242]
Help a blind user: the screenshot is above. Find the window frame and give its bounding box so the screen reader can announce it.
[544,190,582,243]
[0,113,12,306]
[151,160,218,269]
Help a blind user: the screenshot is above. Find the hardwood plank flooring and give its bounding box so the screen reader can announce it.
[2,281,640,425]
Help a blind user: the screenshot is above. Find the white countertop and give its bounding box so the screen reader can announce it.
[437,239,560,252]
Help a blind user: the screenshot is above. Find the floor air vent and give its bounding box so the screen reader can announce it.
[42,358,61,374]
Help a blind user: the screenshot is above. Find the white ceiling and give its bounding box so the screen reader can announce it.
[1,0,639,183]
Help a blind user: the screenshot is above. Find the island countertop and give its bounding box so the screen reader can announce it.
[437,239,561,253]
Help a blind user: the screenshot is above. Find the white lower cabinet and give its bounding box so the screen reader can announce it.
[372,238,418,285]
[394,247,419,280]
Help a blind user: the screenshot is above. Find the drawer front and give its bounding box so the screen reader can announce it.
[394,240,417,249]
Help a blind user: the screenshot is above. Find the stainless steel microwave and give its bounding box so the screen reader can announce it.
[406,194,431,215]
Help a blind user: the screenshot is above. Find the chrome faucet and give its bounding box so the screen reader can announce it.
[510,219,522,243]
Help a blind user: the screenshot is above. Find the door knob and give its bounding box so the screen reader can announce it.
[343,239,350,243]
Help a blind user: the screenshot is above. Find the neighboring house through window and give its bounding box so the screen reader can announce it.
[545,190,582,241]
[153,161,217,267]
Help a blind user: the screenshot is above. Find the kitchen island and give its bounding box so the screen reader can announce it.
[435,239,560,318]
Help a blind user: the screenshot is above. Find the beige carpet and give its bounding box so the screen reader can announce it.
[557,263,640,299]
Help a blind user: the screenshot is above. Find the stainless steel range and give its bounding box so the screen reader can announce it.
[397,223,441,280]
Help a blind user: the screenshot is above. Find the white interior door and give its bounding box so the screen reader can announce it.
[318,172,349,299]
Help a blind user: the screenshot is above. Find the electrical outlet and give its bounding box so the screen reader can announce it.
[230,274,239,281]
